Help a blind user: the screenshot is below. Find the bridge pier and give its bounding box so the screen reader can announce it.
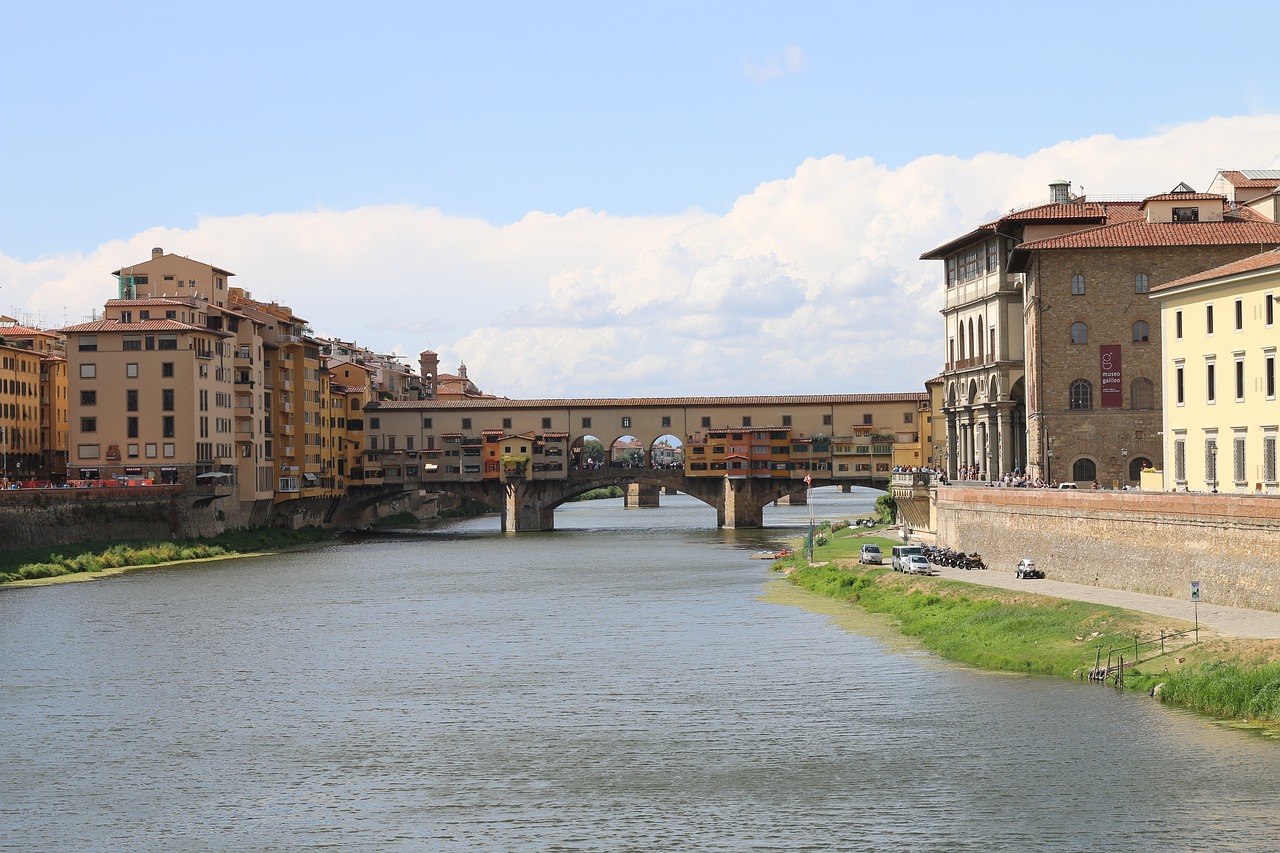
[502,481,556,532]
[775,490,807,506]
[720,477,779,528]
[624,483,661,508]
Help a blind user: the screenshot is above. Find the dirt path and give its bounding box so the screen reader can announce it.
[925,562,1280,639]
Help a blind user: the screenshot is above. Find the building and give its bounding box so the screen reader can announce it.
[1150,249,1280,492]
[924,180,1280,486]
[1012,184,1280,486]
[0,321,68,481]
[1207,169,1280,221]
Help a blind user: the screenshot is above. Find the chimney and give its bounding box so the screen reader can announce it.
[1048,180,1071,205]
[152,247,163,259]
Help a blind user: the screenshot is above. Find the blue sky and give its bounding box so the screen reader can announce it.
[4,2,1280,396]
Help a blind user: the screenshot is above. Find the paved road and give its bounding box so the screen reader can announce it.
[919,562,1280,640]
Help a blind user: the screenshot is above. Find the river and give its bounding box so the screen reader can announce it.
[2,488,1278,852]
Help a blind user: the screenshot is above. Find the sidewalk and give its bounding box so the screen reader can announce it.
[927,563,1280,640]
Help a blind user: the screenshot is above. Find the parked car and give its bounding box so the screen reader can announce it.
[1057,482,1079,489]
[1015,558,1044,579]
[859,544,883,565]
[903,554,933,575]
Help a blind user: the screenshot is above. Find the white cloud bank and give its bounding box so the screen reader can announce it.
[5,114,1280,399]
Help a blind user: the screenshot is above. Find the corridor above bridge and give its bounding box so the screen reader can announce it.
[360,392,932,489]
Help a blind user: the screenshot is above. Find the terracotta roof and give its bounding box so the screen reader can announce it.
[920,201,1143,259]
[57,318,229,335]
[0,324,60,337]
[369,393,928,411]
[1220,170,1280,189]
[1012,210,1280,253]
[105,298,191,307]
[1141,192,1225,204]
[1150,249,1280,293]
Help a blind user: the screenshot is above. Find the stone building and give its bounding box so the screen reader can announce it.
[925,180,1280,486]
[1012,186,1280,485]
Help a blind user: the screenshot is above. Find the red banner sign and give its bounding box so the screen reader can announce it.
[1100,345,1122,408]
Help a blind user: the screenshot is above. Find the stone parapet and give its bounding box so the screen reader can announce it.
[935,486,1280,612]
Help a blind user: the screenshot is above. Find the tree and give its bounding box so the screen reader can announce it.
[875,493,897,524]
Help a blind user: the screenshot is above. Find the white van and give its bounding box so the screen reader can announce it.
[891,545,924,572]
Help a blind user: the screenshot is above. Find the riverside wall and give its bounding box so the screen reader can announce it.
[933,486,1280,613]
[0,484,438,552]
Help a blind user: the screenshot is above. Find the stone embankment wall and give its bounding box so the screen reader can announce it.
[934,486,1280,612]
[0,487,187,550]
[0,485,438,553]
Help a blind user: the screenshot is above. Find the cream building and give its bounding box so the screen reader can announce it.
[1152,249,1280,492]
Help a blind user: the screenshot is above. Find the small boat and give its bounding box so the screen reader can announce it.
[749,548,792,560]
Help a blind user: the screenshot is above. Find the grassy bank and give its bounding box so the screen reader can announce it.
[779,524,1280,726]
[0,527,335,585]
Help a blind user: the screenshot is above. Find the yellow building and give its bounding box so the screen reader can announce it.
[1152,249,1280,492]
[0,322,69,481]
[0,341,43,485]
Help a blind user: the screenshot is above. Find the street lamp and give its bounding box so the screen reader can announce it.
[1045,436,1053,484]
[1121,447,1128,484]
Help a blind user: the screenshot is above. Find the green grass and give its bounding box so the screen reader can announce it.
[0,527,335,585]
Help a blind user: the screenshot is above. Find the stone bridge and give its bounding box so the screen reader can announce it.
[354,468,817,532]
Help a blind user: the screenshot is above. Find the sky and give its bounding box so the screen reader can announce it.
[3,1,1280,398]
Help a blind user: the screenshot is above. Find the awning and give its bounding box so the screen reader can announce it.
[302,473,319,483]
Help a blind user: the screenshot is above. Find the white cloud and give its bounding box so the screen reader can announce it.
[6,115,1280,399]
[743,44,808,84]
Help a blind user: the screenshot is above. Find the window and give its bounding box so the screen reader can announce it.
[1069,378,1093,410]
[1234,434,1247,485]
[986,240,998,273]
[1132,321,1149,343]
[126,363,139,378]
[742,416,752,427]
[80,417,96,432]
[1269,294,1275,327]
[162,389,175,411]
[621,417,631,428]
[1175,365,1185,405]
[904,412,914,424]
[162,362,174,378]
[1135,273,1149,294]
[581,417,591,429]
[1173,207,1199,222]
[1207,362,1216,403]
[1205,437,1218,485]
[503,418,513,429]
[1072,458,1096,481]
[1265,433,1278,483]
[1071,274,1085,295]
[661,416,671,428]
[1071,322,1088,345]
[1235,299,1244,331]
[77,444,100,459]
[781,415,792,427]
[1206,304,1215,335]
[371,417,382,429]
[78,336,97,352]
[1174,436,1187,483]
[1131,378,1155,410]
[1236,357,1246,401]
[163,443,175,458]
[80,390,96,405]
[163,416,175,438]
[861,414,872,425]
[123,336,141,351]
[701,417,711,428]
[126,389,138,411]
[1175,310,1183,339]
[80,363,96,379]
[423,417,433,429]
[1268,351,1276,399]
[542,417,552,429]
[127,417,138,438]
[158,335,178,350]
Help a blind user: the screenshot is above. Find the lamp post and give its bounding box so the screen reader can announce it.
[1045,435,1054,484]
[1121,447,1128,485]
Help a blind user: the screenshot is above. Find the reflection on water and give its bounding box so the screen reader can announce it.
[2,488,1278,852]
